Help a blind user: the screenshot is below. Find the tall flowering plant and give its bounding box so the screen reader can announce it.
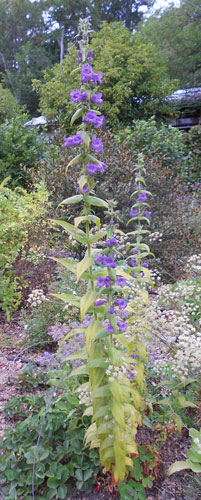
[53,19,152,483]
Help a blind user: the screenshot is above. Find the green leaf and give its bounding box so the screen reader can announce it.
[50,292,80,308]
[77,257,94,281]
[89,231,106,244]
[80,130,90,147]
[60,194,83,205]
[70,108,82,126]
[88,358,107,369]
[168,460,189,476]
[80,290,98,320]
[87,154,103,165]
[66,153,82,169]
[49,257,77,274]
[24,446,49,464]
[186,459,201,473]
[47,477,59,489]
[187,448,201,463]
[53,220,87,244]
[86,196,108,208]
[57,485,67,499]
[75,469,83,481]
[173,414,183,433]
[83,469,94,481]
[69,364,88,377]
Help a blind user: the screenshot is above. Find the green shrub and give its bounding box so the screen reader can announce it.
[184,125,201,183]
[0,115,46,188]
[0,83,21,124]
[0,179,50,319]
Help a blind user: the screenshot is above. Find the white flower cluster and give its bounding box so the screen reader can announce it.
[186,254,201,276]
[193,437,201,454]
[171,331,201,379]
[78,385,92,406]
[149,232,163,242]
[106,362,129,382]
[27,288,46,308]
[149,268,162,285]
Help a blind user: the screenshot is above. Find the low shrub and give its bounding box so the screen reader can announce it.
[0,180,51,319]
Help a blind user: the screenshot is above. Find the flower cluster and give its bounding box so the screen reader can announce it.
[186,254,201,277]
[27,288,46,308]
[106,362,128,382]
[63,133,83,147]
[149,232,163,242]
[78,385,92,406]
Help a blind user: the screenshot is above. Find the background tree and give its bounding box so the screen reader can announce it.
[33,22,176,128]
[139,0,201,88]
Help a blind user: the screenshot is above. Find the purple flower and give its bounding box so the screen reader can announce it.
[77,50,82,59]
[87,50,93,57]
[137,193,147,202]
[130,209,138,217]
[94,299,106,306]
[116,276,126,287]
[104,238,118,247]
[92,72,103,84]
[133,249,138,254]
[128,372,135,380]
[109,305,114,314]
[117,321,127,332]
[83,111,98,126]
[94,115,105,128]
[90,138,104,152]
[70,90,88,102]
[115,299,127,310]
[83,315,92,327]
[95,254,104,264]
[144,210,152,218]
[86,162,106,174]
[109,219,114,225]
[78,183,89,194]
[102,256,116,268]
[90,93,103,105]
[142,262,149,268]
[130,258,137,267]
[107,323,114,334]
[63,133,83,147]
[81,65,93,82]
[96,276,112,288]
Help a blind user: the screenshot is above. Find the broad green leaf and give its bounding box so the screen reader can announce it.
[70,108,82,126]
[92,384,111,398]
[50,292,80,308]
[66,153,82,169]
[85,320,103,353]
[186,459,201,473]
[86,196,108,208]
[187,448,201,463]
[110,380,123,403]
[80,130,90,147]
[60,194,83,205]
[111,400,125,428]
[89,231,106,244]
[57,485,67,499]
[173,414,183,433]
[87,154,103,165]
[83,406,93,417]
[80,290,98,320]
[115,268,136,281]
[88,358,107,369]
[69,365,88,377]
[53,220,87,244]
[65,349,87,361]
[77,257,94,281]
[189,428,201,440]
[168,460,189,475]
[49,257,77,274]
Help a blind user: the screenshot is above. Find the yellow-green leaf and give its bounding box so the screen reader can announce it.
[60,194,83,205]
[80,290,98,320]
[50,292,80,308]
[70,108,82,126]
[66,153,82,169]
[77,257,94,282]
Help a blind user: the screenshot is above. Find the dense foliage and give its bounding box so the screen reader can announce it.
[0,116,46,188]
[33,22,176,128]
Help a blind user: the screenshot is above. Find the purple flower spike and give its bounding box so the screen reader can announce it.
[90,93,103,105]
[87,49,93,57]
[104,238,118,247]
[107,323,114,334]
[116,276,126,287]
[86,162,106,174]
[117,321,128,332]
[90,138,104,152]
[77,50,82,59]
[115,299,127,310]
[83,111,98,126]
[130,209,138,217]
[63,133,83,147]
[109,305,114,314]
[70,89,88,102]
[142,262,149,268]
[137,193,147,202]
[144,210,152,218]
[83,183,89,194]
[130,258,137,267]
[102,256,116,268]
[81,65,93,82]
[94,299,106,306]
[96,276,112,288]
[92,71,103,85]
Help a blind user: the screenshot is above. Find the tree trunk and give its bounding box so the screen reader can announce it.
[59,25,65,67]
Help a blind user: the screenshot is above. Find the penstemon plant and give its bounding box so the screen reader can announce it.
[52,18,152,483]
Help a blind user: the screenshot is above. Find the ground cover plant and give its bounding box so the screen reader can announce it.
[0,16,201,500]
